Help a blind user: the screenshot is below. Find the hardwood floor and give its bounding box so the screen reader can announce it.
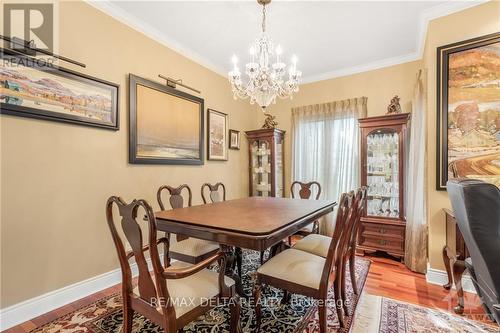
[3,255,493,332]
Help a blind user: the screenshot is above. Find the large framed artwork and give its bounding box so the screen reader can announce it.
[207,109,228,161]
[129,74,204,165]
[437,32,500,190]
[0,50,119,130]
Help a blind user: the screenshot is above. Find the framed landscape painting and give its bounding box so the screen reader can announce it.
[436,32,500,190]
[129,74,204,165]
[0,51,119,130]
[207,109,228,161]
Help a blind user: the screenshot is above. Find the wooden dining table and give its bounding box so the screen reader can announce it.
[155,196,336,296]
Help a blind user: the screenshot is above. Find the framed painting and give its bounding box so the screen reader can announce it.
[129,74,204,165]
[436,32,500,190]
[207,109,228,161]
[229,129,240,150]
[0,50,119,130]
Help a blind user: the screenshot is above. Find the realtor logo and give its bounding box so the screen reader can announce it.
[3,3,54,52]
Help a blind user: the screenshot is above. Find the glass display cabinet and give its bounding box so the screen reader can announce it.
[245,128,285,197]
[357,113,410,261]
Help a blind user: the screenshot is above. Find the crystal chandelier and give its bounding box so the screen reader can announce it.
[228,0,302,111]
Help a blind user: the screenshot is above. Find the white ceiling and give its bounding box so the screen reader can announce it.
[89,1,485,83]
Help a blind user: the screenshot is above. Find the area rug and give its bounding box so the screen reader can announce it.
[30,250,370,333]
[351,294,500,333]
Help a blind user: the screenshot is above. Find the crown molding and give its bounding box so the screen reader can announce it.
[300,51,421,84]
[86,0,228,78]
[86,0,487,85]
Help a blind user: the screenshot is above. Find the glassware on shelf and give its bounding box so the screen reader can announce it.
[366,130,400,218]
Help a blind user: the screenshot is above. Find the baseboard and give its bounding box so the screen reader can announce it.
[426,265,476,294]
[0,256,160,331]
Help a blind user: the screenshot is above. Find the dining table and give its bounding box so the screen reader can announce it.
[155,196,337,297]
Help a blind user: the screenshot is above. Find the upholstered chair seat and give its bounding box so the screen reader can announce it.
[257,248,327,289]
[133,261,234,318]
[292,233,331,258]
[170,239,220,258]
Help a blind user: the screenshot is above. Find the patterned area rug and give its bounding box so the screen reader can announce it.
[30,250,370,333]
[352,294,500,333]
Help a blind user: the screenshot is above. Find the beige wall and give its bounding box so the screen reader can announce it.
[423,1,500,270]
[0,1,254,307]
[254,60,422,197]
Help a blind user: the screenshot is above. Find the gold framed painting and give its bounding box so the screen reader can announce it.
[129,74,204,165]
[436,32,500,190]
[207,109,228,161]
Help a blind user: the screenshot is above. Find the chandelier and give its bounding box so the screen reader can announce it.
[228,0,302,111]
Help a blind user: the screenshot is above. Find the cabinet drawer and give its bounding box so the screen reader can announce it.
[358,235,404,252]
[360,222,404,240]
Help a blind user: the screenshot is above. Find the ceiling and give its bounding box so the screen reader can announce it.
[89,1,485,83]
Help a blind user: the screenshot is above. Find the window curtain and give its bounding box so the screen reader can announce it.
[292,97,367,236]
[405,69,428,273]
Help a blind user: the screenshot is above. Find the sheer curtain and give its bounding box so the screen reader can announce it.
[405,69,428,273]
[292,97,367,235]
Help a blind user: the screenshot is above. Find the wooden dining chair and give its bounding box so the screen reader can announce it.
[292,188,366,316]
[105,196,241,333]
[201,182,226,204]
[288,181,322,244]
[157,184,219,265]
[201,182,243,279]
[254,190,360,331]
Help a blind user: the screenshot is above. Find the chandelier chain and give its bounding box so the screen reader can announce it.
[262,4,266,33]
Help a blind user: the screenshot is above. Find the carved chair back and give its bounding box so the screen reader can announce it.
[348,187,367,250]
[106,197,175,320]
[291,181,322,200]
[157,184,192,210]
[320,189,363,292]
[201,182,226,204]
[157,184,192,243]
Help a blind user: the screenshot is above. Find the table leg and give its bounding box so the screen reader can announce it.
[452,259,466,315]
[220,245,246,298]
[442,245,454,290]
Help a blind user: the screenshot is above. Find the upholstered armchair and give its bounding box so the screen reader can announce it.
[447,178,500,323]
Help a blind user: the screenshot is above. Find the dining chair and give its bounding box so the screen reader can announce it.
[201,182,242,279]
[292,187,366,315]
[157,184,219,265]
[105,196,241,333]
[254,190,359,331]
[288,181,322,244]
[201,182,226,204]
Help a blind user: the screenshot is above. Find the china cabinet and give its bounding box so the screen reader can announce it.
[245,128,285,197]
[357,113,410,261]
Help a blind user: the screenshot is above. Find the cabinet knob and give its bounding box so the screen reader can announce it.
[379,228,386,234]
[379,239,387,246]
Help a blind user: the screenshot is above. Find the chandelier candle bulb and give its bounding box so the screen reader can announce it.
[228,0,301,110]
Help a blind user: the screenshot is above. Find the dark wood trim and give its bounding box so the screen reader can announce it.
[128,74,204,165]
[435,32,500,190]
[0,49,119,130]
[207,108,228,161]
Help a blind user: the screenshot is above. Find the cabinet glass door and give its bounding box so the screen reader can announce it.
[366,130,399,218]
[250,140,271,196]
